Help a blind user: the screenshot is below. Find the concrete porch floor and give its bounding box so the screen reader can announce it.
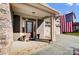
[9,34,79,55]
[9,41,48,55]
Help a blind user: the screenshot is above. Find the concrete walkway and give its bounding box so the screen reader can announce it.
[32,34,79,55]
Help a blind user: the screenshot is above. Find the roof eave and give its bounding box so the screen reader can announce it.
[39,3,60,15]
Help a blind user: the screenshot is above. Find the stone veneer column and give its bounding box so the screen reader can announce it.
[51,16,56,42]
[0,3,13,54]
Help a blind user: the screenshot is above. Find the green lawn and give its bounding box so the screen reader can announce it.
[64,32,79,36]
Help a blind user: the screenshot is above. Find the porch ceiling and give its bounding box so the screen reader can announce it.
[11,3,59,19]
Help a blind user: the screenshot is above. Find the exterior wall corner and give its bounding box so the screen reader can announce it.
[0,3,13,54]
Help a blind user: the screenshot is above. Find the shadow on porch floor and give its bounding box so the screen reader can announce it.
[30,39,51,43]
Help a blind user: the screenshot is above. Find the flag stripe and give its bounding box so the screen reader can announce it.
[60,12,75,33]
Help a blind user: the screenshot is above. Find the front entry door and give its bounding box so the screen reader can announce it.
[26,21,33,38]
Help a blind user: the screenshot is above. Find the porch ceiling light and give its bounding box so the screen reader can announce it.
[32,12,36,14]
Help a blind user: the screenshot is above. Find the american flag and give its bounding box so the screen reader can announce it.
[60,12,76,33]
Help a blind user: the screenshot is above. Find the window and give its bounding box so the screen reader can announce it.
[26,22,33,32]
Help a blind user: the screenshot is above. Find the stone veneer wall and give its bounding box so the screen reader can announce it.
[55,18,60,35]
[0,3,13,54]
[44,18,51,39]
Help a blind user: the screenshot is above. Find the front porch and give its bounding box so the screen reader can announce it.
[11,3,59,42]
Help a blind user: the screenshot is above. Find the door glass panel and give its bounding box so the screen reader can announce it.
[27,22,32,32]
